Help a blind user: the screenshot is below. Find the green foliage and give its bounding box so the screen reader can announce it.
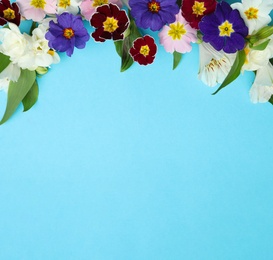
[212,50,246,95]
[22,80,39,112]
[173,51,182,70]
[0,69,36,125]
[0,53,11,73]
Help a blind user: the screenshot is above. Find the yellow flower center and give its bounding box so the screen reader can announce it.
[140,45,150,56]
[192,1,206,16]
[30,0,46,9]
[3,8,15,20]
[244,7,258,20]
[168,22,187,40]
[47,49,55,56]
[103,17,119,33]
[148,1,160,13]
[92,0,108,7]
[63,28,75,39]
[58,0,71,8]
[218,20,234,37]
[206,58,226,71]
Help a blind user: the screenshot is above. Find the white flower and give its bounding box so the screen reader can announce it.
[249,62,273,103]
[0,63,21,82]
[57,0,81,14]
[0,78,10,93]
[231,0,273,35]
[0,23,28,64]
[198,42,236,87]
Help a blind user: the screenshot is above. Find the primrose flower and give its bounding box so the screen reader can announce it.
[129,35,157,65]
[80,0,122,21]
[182,0,217,29]
[198,41,236,87]
[45,13,90,56]
[249,62,273,103]
[199,1,248,53]
[57,0,81,14]
[231,0,273,35]
[0,0,21,26]
[91,3,129,42]
[129,0,179,31]
[159,13,197,54]
[16,0,57,22]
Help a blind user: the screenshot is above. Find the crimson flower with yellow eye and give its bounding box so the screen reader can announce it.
[0,0,21,26]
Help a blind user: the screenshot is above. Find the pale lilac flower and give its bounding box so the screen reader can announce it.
[250,62,273,103]
[231,0,273,35]
[79,0,122,21]
[159,13,197,53]
[17,0,57,22]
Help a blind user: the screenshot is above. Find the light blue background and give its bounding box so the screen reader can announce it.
[1,8,273,259]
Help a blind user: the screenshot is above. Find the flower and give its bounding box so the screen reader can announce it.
[249,62,273,103]
[198,41,236,87]
[90,3,129,42]
[0,0,21,26]
[231,0,273,35]
[199,1,248,53]
[0,63,21,82]
[181,0,217,29]
[0,77,10,92]
[45,13,90,56]
[129,35,157,65]
[80,0,122,21]
[57,0,81,14]
[16,0,57,22]
[159,13,197,53]
[129,0,179,31]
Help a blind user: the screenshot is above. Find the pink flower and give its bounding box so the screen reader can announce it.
[79,0,122,21]
[17,0,57,22]
[159,13,197,53]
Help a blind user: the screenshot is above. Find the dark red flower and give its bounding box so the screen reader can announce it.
[129,35,157,65]
[182,0,216,29]
[90,3,129,42]
[0,0,21,26]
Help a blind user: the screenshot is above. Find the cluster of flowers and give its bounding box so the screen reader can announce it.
[0,0,273,124]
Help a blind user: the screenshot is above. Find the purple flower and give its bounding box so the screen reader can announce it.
[199,1,248,53]
[129,0,179,31]
[45,13,90,57]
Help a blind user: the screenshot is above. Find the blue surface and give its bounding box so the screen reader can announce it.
[1,26,273,259]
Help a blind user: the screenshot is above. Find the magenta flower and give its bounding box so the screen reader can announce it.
[45,13,90,56]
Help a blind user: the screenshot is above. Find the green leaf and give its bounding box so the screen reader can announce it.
[176,0,182,7]
[251,39,270,51]
[270,58,273,66]
[173,51,182,70]
[0,69,36,125]
[212,49,246,95]
[114,40,123,58]
[0,52,11,73]
[29,21,38,35]
[22,80,39,112]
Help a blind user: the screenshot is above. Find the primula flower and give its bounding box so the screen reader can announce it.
[45,13,90,56]
[91,3,129,42]
[198,41,236,87]
[182,0,217,29]
[0,0,21,26]
[57,0,81,14]
[199,1,248,53]
[80,0,122,21]
[129,35,157,65]
[16,0,57,22]
[159,13,197,54]
[249,62,273,103]
[129,0,179,31]
[231,0,273,35]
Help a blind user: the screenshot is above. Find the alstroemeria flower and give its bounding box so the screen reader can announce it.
[57,0,81,14]
[159,13,197,53]
[198,41,236,87]
[0,0,21,26]
[231,0,273,35]
[129,35,157,65]
[90,3,129,42]
[129,0,179,31]
[80,0,122,21]
[182,0,217,29]
[46,13,90,56]
[16,0,57,22]
[0,77,10,92]
[249,62,273,103]
[199,1,248,53]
